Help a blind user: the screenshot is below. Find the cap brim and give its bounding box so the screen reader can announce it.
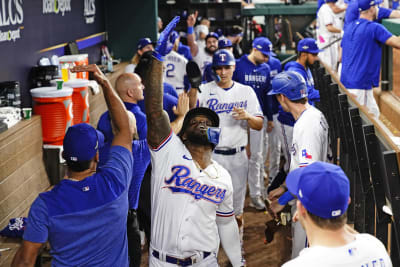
[286,167,307,198]
[267,89,280,96]
[95,130,105,149]
[271,51,277,57]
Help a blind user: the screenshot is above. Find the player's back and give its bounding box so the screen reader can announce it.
[164,50,188,93]
[283,233,392,267]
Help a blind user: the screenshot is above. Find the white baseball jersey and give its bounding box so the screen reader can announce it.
[193,48,213,75]
[163,50,188,93]
[283,233,392,267]
[150,131,235,258]
[197,81,263,149]
[317,3,341,68]
[289,105,330,172]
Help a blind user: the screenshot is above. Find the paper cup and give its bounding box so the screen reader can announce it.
[22,108,32,119]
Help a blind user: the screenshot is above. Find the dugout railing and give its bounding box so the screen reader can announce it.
[310,62,400,265]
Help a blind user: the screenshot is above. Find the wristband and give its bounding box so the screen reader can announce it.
[188,26,194,35]
[152,51,164,62]
[278,191,294,206]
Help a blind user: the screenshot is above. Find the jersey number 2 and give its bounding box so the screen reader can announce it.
[166,63,175,78]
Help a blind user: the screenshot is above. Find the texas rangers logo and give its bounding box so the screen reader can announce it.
[302,149,312,159]
[219,53,226,62]
[163,165,226,204]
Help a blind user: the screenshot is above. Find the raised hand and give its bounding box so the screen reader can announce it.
[71,64,109,87]
[154,16,180,61]
[173,93,189,118]
[187,11,198,28]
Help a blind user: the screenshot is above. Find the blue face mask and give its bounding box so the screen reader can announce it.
[207,127,221,146]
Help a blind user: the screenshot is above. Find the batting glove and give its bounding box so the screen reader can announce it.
[153,16,180,62]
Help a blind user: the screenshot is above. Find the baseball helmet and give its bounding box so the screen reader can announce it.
[178,107,220,148]
[268,71,307,100]
[212,50,236,68]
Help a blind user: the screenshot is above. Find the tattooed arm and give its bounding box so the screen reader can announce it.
[145,16,180,148]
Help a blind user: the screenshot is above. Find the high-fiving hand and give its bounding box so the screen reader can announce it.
[154,16,180,61]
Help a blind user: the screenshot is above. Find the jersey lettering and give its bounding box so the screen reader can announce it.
[163,165,226,204]
[244,74,267,83]
[206,98,248,114]
[166,63,175,78]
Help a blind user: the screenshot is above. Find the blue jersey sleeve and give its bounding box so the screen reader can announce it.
[23,197,49,243]
[372,22,393,44]
[102,146,134,189]
[377,7,392,22]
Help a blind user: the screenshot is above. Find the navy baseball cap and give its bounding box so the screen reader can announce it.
[253,37,273,57]
[206,32,219,41]
[287,162,350,219]
[297,38,323,54]
[137,38,153,50]
[218,38,233,49]
[358,0,382,11]
[268,71,307,100]
[63,123,105,162]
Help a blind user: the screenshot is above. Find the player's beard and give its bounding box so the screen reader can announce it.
[205,46,217,55]
[185,130,211,146]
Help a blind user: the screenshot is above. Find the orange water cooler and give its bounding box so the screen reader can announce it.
[30,87,73,145]
[59,54,89,80]
[64,79,90,124]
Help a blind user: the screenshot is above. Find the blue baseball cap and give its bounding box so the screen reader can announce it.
[137,38,153,50]
[205,32,219,41]
[286,162,350,219]
[63,123,105,162]
[268,71,307,100]
[218,38,233,49]
[297,38,323,54]
[358,0,382,11]
[253,37,273,57]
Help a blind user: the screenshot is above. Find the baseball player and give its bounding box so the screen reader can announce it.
[163,33,190,94]
[170,31,193,61]
[266,53,282,182]
[12,64,134,266]
[283,162,392,267]
[126,38,155,73]
[187,11,219,75]
[195,49,264,258]
[268,71,331,259]
[341,0,400,117]
[275,39,322,175]
[232,37,274,211]
[316,0,344,69]
[203,38,234,83]
[144,17,243,267]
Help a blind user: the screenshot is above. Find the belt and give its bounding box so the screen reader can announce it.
[152,249,211,266]
[214,146,245,155]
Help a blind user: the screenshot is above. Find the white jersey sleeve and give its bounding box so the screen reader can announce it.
[215,165,235,217]
[290,107,330,171]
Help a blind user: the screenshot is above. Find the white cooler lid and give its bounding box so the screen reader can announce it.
[59,54,88,62]
[30,87,73,98]
[64,79,90,88]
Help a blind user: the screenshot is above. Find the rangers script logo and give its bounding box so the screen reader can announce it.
[163,165,226,204]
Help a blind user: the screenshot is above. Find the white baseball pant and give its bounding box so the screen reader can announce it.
[347,88,380,118]
[248,123,265,198]
[268,114,281,181]
[291,203,307,259]
[278,121,293,173]
[213,150,249,215]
